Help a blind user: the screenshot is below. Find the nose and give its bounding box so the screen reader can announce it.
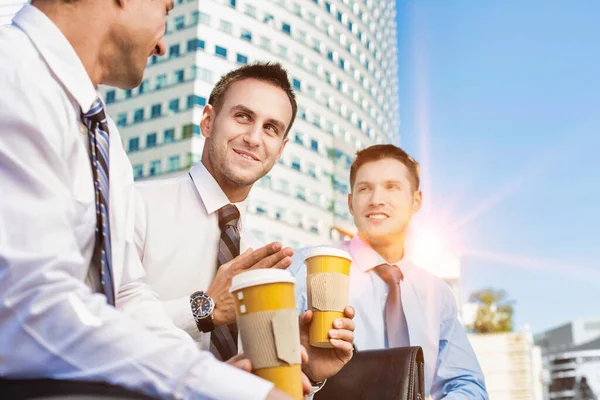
[369,185,386,207]
[243,124,261,148]
[152,38,166,57]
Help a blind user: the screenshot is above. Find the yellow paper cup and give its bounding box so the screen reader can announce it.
[230,269,302,399]
[304,247,352,348]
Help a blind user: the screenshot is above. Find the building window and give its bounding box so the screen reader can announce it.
[124,89,132,99]
[190,10,199,25]
[169,44,180,58]
[240,29,252,41]
[182,123,200,139]
[128,137,139,152]
[133,108,144,123]
[155,74,166,90]
[307,162,317,179]
[149,160,161,176]
[282,22,291,35]
[116,113,127,127]
[215,45,227,58]
[327,51,334,61]
[291,156,301,172]
[245,4,256,17]
[105,90,116,104]
[187,95,206,109]
[294,132,304,145]
[175,15,185,30]
[150,104,162,119]
[164,128,175,143]
[187,38,200,52]
[310,139,319,152]
[168,155,180,171]
[132,164,143,179]
[146,132,157,148]
[278,45,288,58]
[275,208,285,221]
[198,11,211,25]
[169,98,180,113]
[236,53,248,64]
[220,19,233,33]
[292,78,301,90]
[139,79,149,94]
[229,0,236,7]
[260,36,271,50]
[174,69,184,83]
[296,186,306,201]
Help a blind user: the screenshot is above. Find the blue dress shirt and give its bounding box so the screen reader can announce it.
[290,236,488,399]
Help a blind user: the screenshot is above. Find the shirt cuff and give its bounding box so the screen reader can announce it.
[187,359,274,400]
[310,379,327,394]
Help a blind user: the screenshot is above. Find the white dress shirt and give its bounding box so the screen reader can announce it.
[291,236,488,400]
[135,161,253,348]
[0,5,272,400]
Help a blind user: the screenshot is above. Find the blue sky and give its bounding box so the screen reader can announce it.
[395,0,600,333]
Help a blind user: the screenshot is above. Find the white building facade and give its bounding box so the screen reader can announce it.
[100,0,400,248]
[469,332,545,400]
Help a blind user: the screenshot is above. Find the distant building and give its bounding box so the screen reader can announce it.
[468,332,544,400]
[535,318,600,400]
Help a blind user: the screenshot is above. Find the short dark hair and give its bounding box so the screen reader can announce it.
[208,62,297,137]
[350,144,421,191]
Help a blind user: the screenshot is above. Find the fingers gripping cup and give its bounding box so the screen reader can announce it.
[304,247,352,348]
[230,269,303,399]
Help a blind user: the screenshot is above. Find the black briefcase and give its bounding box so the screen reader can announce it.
[314,346,425,400]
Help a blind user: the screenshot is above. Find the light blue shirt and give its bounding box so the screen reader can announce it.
[290,236,488,399]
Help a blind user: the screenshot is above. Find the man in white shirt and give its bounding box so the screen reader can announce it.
[0,2,296,399]
[291,145,488,399]
[135,63,356,388]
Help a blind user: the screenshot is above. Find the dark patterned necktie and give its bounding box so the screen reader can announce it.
[81,99,115,306]
[373,264,409,347]
[210,204,241,360]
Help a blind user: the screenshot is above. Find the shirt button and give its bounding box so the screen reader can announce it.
[79,123,88,135]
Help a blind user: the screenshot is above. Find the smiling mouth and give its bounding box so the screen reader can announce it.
[233,149,259,162]
[366,212,389,220]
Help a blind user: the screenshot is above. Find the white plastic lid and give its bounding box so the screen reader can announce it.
[303,247,352,262]
[229,269,295,293]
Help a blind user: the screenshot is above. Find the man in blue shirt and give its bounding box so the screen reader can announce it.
[290,144,488,399]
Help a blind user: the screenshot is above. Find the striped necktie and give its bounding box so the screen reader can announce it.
[373,264,409,348]
[81,98,115,306]
[210,204,241,360]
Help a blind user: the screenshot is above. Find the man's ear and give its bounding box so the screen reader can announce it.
[412,190,422,214]
[200,104,215,139]
[348,193,354,217]
[277,136,289,159]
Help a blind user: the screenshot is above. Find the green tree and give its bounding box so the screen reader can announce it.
[468,289,514,334]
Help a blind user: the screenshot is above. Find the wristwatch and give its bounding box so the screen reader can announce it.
[190,291,215,333]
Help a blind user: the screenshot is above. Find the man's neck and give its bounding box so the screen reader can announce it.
[360,232,406,263]
[34,2,105,88]
[200,159,252,204]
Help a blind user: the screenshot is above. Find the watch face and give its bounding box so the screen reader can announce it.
[191,295,213,319]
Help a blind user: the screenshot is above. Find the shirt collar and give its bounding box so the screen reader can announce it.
[13,5,98,113]
[189,161,249,227]
[347,235,409,274]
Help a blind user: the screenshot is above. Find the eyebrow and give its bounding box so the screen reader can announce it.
[230,104,287,134]
[355,180,403,186]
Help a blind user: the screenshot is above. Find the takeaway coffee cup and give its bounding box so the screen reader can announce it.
[230,269,302,399]
[304,247,352,348]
